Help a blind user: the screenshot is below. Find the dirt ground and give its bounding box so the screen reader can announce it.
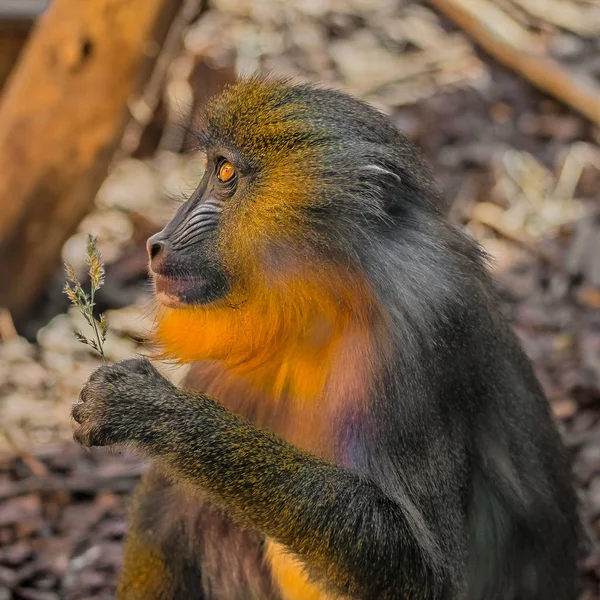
[1,1,600,598]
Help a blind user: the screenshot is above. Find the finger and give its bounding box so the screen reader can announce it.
[72,403,87,424]
[74,425,107,448]
[73,427,92,447]
[79,385,93,403]
[121,357,154,375]
[88,365,112,386]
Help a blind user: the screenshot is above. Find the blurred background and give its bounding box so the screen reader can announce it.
[0,0,599,598]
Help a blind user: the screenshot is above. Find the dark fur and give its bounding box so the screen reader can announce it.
[73,80,579,599]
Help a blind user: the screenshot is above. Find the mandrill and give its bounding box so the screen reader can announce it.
[73,79,579,599]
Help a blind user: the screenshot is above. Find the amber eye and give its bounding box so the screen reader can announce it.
[217,161,236,183]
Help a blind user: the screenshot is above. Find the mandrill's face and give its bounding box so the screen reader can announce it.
[147,151,244,308]
[147,80,328,309]
[146,78,433,310]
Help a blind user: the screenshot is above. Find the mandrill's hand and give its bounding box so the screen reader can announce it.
[72,357,179,448]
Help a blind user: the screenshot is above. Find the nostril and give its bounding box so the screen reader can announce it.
[146,234,168,264]
[150,242,163,260]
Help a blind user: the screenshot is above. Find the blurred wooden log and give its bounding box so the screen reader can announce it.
[0,0,201,322]
[427,0,600,127]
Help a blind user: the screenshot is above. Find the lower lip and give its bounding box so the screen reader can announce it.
[153,275,203,308]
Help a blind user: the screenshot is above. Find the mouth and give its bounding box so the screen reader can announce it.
[153,275,206,308]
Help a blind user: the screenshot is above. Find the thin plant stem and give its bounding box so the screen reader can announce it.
[63,234,108,362]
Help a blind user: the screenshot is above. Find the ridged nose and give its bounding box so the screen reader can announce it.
[146,233,168,271]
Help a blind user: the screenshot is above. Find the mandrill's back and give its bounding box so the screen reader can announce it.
[361,211,580,599]
[465,308,579,599]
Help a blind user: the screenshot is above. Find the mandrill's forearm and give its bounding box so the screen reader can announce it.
[73,359,446,597]
[137,391,442,598]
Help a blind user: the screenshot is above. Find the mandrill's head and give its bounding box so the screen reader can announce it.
[148,78,443,377]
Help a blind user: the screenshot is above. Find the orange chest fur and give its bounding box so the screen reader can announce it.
[157,274,377,448]
[184,319,374,455]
